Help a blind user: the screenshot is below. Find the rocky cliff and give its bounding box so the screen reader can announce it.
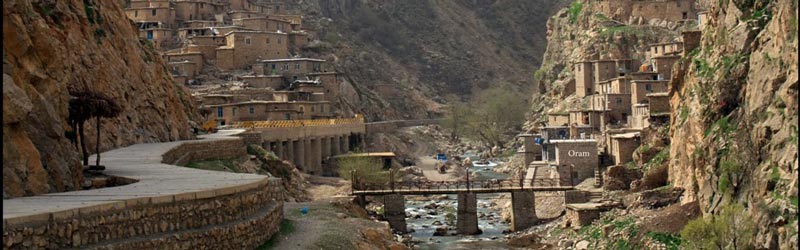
[528,0,798,248]
[292,0,568,121]
[669,0,797,248]
[3,0,196,198]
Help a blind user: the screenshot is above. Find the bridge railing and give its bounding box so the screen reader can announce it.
[351,175,567,192]
[229,116,365,129]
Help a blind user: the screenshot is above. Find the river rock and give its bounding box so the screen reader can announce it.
[575,240,590,250]
[433,227,448,236]
[432,221,443,226]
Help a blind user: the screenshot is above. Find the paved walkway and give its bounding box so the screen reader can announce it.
[2,129,267,223]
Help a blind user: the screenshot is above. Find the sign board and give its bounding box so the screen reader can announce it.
[436,153,447,161]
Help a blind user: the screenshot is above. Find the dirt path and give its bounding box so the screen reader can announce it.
[268,201,331,250]
[404,130,460,182]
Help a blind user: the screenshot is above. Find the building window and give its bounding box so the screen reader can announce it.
[271,64,276,69]
[152,9,157,16]
[645,84,652,91]
[201,3,204,8]
[245,37,251,45]
[283,63,289,70]
[311,106,315,112]
[135,10,138,17]
[249,106,255,114]
[616,98,622,104]
[278,37,282,44]
[295,63,300,70]
[682,12,688,19]
[266,37,270,43]
[217,107,223,117]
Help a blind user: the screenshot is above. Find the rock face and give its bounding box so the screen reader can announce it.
[668,0,798,248]
[3,0,196,198]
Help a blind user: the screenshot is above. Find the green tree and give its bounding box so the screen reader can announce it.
[465,84,528,148]
[680,203,755,250]
[337,155,389,185]
[440,94,471,140]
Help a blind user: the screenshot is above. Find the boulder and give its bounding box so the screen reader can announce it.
[433,227,448,236]
[575,240,590,250]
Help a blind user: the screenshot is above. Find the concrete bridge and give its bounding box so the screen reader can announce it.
[350,173,574,235]
[229,118,440,176]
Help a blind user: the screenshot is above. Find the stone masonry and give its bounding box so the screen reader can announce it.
[2,130,285,250]
[456,193,480,235]
[510,191,538,231]
[383,194,407,234]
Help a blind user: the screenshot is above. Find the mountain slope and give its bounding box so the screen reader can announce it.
[295,0,568,120]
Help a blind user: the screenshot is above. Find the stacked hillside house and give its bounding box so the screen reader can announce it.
[124,0,341,125]
[520,0,703,186]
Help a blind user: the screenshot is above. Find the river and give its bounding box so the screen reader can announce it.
[405,156,514,250]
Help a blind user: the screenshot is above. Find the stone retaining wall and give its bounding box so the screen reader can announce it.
[162,138,247,165]
[3,178,283,249]
[365,119,441,134]
[3,136,284,250]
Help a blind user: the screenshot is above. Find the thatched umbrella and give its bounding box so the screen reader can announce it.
[68,90,121,167]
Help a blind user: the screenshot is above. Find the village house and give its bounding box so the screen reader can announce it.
[163,51,203,73]
[607,131,641,165]
[215,31,290,70]
[168,60,197,84]
[542,139,599,182]
[630,104,650,129]
[630,80,669,104]
[206,100,333,125]
[547,112,571,126]
[574,59,641,97]
[173,0,225,22]
[647,92,670,126]
[232,17,294,33]
[646,42,684,59]
[569,109,605,131]
[651,55,681,80]
[257,58,327,80]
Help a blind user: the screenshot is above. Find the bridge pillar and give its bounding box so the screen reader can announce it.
[384,194,408,233]
[286,140,294,163]
[341,135,350,153]
[457,193,480,235]
[332,136,341,156]
[295,139,306,172]
[511,191,538,231]
[311,137,322,175]
[304,138,314,174]
[275,140,284,159]
[322,137,331,160]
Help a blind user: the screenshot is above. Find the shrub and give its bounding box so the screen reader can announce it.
[337,156,389,184]
[646,232,682,250]
[568,1,584,24]
[680,203,754,249]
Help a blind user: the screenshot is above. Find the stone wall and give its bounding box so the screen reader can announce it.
[2,178,284,249]
[161,138,247,166]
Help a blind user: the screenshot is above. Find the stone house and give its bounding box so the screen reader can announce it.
[574,61,595,97]
[163,51,203,74]
[630,104,650,129]
[647,92,670,115]
[608,132,640,165]
[517,134,543,166]
[646,42,683,59]
[215,31,289,70]
[168,60,197,83]
[589,93,631,124]
[242,75,284,89]
[547,112,571,126]
[257,58,326,81]
[125,6,176,28]
[185,35,227,60]
[307,72,340,98]
[544,139,598,182]
[569,109,605,131]
[630,80,668,104]
[205,100,332,125]
[174,0,224,22]
[232,17,294,33]
[229,10,265,19]
[651,55,681,79]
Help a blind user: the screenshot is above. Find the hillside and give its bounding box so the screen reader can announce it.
[525,0,798,248]
[294,0,568,121]
[3,0,196,198]
[669,0,798,247]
